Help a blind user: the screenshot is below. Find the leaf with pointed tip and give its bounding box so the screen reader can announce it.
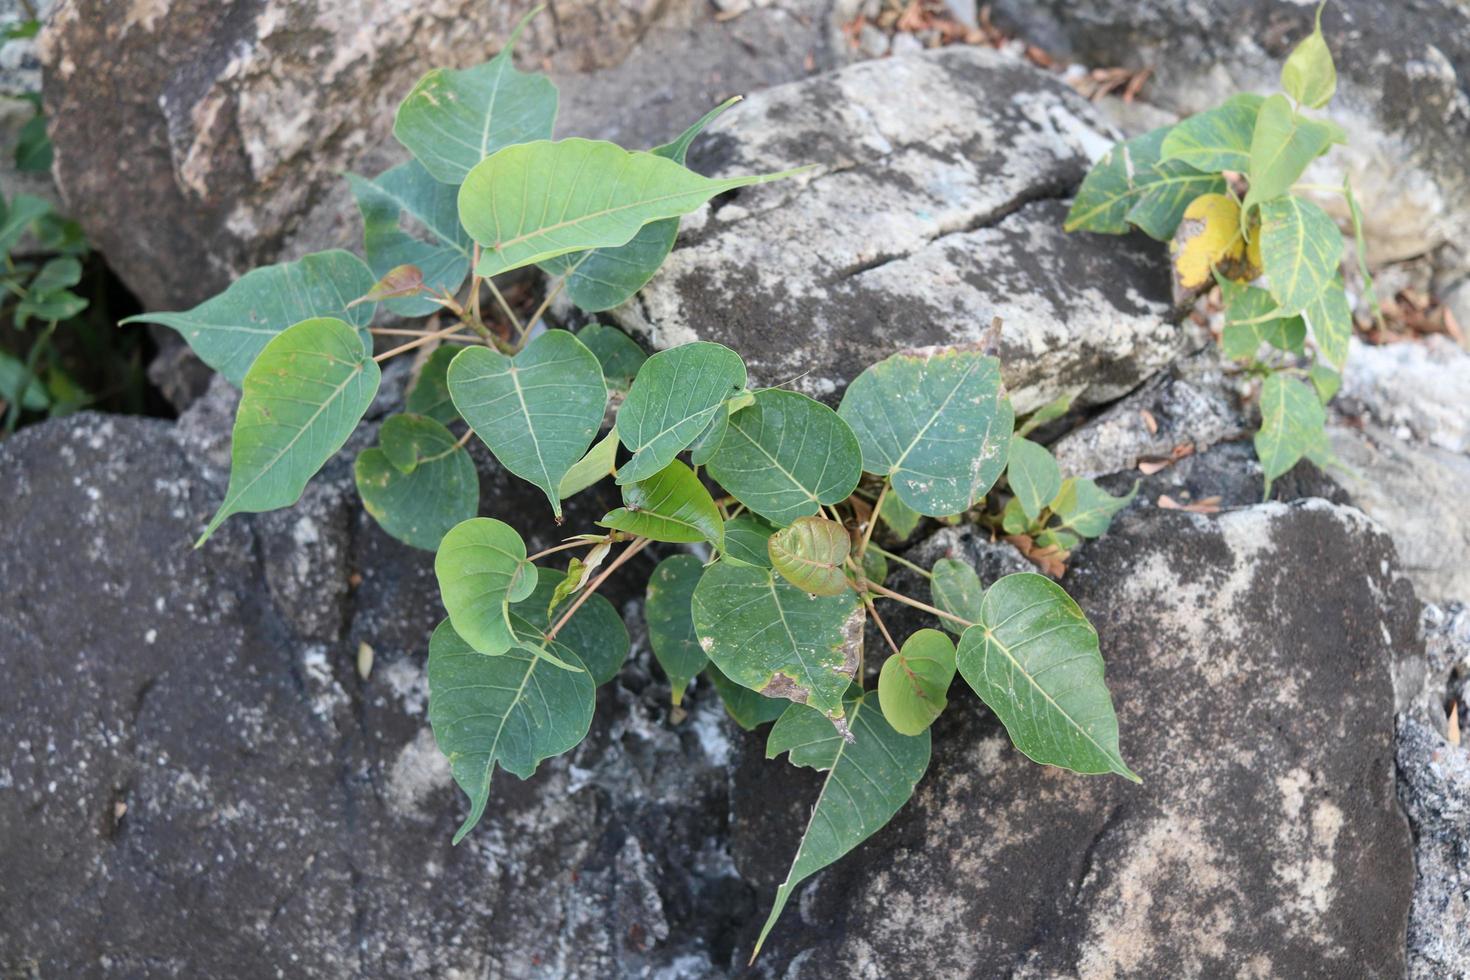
[1159,93,1263,174]
[392,8,557,184]
[1015,389,1076,438]
[767,516,851,596]
[1007,435,1061,522]
[645,554,708,704]
[755,691,930,957]
[878,628,956,736]
[691,560,861,720]
[615,342,747,483]
[838,347,1013,517]
[406,346,462,425]
[539,99,739,311]
[435,518,538,656]
[1066,126,1223,239]
[353,263,426,307]
[930,557,983,636]
[1050,477,1138,538]
[122,251,375,387]
[1255,373,1326,495]
[557,429,619,499]
[1281,2,1336,109]
[427,619,595,844]
[1243,95,1342,211]
[707,665,788,730]
[706,389,862,527]
[600,459,724,548]
[346,159,472,316]
[1259,195,1343,316]
[355,415,477,551]
[511,570,628,686]
[449,330,607,517]
[1302,278,1352,370]
[460,138,807,278]
[575,324,647,392]
[1218,275,1306,359]
[723,512,777,567]
[197,317,379,544]
[957,573,1137,781]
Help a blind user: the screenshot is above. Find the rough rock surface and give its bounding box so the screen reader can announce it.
[736,499,1417,977]
[39,0,837,312]
[612,45,1182,412]
[1339,337,1470,455]
[989,0,1470,275]
[1397,717,1470,980]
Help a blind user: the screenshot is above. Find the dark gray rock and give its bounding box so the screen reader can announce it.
[38,0,835,313]
[1396,717,1470,980]
[988,0,1470,274]
[736,498,1417,977]
[611,45,1182,412]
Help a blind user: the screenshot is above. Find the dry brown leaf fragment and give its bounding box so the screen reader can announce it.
[1450,702,1462,747]
[1140,409,1159,435]
[1004,533,1070,578]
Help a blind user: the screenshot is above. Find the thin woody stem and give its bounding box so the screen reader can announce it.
[527,538,596,563]
[545,537,651,641]
[858,479,889,559]
[869,543,932,580]
[486,279,525,342]
[865,598,901,658]
[373,322,473,362]
[865,579,975,629]
[525,276,566,334]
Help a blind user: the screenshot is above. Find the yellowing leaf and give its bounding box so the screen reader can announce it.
[1171,193,1249,289]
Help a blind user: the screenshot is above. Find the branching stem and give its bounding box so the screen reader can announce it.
[373,322,473,362]
[866,580,975,629]
[545,536,650,641]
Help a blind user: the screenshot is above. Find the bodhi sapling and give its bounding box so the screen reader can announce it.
[127,7,1140,961]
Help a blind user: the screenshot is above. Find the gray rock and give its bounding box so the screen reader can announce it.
[1396,717,1470,980]
[611,45,1182,412]
[988,0,1470,274]
[737,498,1417,977]
[38,0,834,312]
[1338,336,1470,455]
[1328,422,1470,604]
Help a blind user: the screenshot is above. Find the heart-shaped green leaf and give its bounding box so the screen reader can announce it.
[1159,93,1263,174]
[615,341,746,484]
[691,560,862,721]
[434,518,538,655]
[1243,95,1343,211]
[392,7,557,185]
[956,573,1137,781]
[539,98,738,312]
[122,251,376,387]
[1007,435,1061,522]
[722,512,777,567]
[427,618,595,844]
[767,516,851,596]
[838,346,1013,517]
[1258,195,1343,316]
[930,557,983,636]
[405,345,462,425]
[347,159,472,316]
[355,415,478,551]
[449,330,607,517]
[600,459,724,548]
[510,570,628,686]
[754,690,930,957]
[645,554,709,705]
[197,317,380,545]
[460,138,807,278]
[1254,372,1327,494]
[707,389,862,526]
[877,628,956,736]
[1281,3,1336,109]
[1066,126,1224,239]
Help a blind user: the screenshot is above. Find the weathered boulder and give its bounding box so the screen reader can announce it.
[613,45,1182,412]
[1397,716,1470,980]
[989,0,1470,275]
[735,499,1416,977]
[38,0,836,312]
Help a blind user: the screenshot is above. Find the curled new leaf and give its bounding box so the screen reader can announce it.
[434,518,538,656]
[197,317,380,545]
[767,516,851,597]
[599,458,724,548]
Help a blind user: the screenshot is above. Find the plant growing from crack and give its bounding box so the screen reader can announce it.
[126,7,1139,959]
[1067,1,1374,496]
